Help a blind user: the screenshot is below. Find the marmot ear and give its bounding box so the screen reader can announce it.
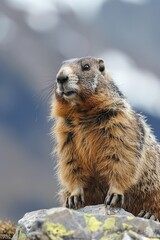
[98,58,105,72]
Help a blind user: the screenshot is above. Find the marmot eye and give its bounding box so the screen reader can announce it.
[82,64,90,71]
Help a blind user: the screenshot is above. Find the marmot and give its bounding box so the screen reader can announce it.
[50,56,160,220]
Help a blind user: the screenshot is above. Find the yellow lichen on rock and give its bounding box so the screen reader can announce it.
[43,221,74,240]
[122,223,133,230]
[149,239,160,240]
[12,227,26,240]
[101,236,109,240]
[84,214,102,232]
[126,216,134,221]
[101,233,122,240]
[103,218,116,231]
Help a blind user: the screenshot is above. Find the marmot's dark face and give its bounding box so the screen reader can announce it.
[56,57,107,103]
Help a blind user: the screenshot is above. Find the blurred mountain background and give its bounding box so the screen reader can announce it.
[0,0,160,222]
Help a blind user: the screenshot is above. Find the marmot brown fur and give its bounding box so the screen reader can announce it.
[50,57,160,220]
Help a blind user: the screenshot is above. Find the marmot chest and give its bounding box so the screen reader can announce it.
[73,121,114,175]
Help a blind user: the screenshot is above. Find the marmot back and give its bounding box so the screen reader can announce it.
[50,57,160,220]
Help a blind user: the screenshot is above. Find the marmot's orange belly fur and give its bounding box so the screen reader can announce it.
[51,57,160,220]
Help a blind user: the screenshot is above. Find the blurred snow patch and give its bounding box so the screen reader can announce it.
[56,27,89,58]
[101,50,160,118]
[55,0,107,20]
[5,0,150,24]
[6,0,107,20]
[26,12,58,32]
[120,0,150,4]
[6,0,59,31]
[6,0,55,14]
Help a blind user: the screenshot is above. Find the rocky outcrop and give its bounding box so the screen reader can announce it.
[12,205,160,240]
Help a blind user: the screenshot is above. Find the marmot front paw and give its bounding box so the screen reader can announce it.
[105,192,124,208]
[66,193,85,209]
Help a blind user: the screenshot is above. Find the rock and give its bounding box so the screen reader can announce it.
[12,204,160,240]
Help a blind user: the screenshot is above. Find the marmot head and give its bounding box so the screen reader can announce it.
[55,57,110,104]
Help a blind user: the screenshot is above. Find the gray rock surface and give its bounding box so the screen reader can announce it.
[12,205,160,240]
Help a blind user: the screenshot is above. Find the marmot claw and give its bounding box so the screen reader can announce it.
[138,210,159,221]
[105,193,124,208]
[66,194,85,209]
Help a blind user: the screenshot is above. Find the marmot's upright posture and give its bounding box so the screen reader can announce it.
[50,57,160,219]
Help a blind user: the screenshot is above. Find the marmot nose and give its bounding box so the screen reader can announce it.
[57,73,68,84]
